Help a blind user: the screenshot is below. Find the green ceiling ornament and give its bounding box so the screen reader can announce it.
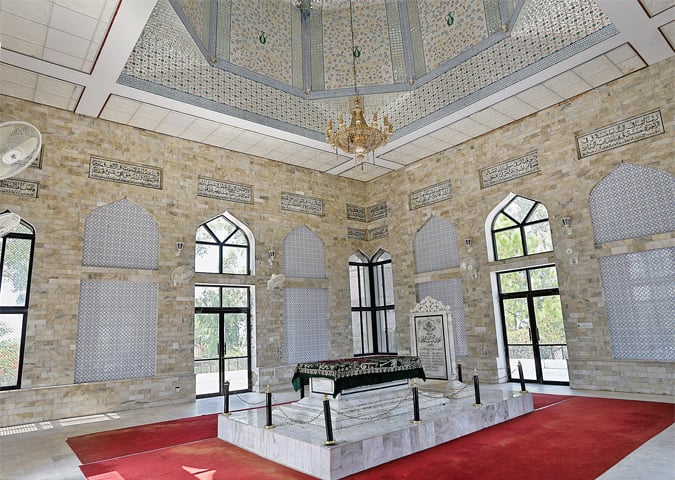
[259,31,267,44]
[446,13,454,27]
[352,46,361,58]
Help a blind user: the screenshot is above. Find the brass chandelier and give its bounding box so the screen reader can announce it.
[325,1,393,165]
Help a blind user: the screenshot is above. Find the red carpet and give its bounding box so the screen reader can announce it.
[531,392,572,409]
[72,397,674,480]
[67,414,218,464]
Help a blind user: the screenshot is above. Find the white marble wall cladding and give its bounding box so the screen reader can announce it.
[82,198,159,270]
[230,1,295,85]
[75,280,158,383]
[321,0,393,90]
[283,225,326,278]
[284,288,330,364]
[599,248,675,362]
[417,0,488,72]
[590,163,675,244]
[416,279,469,357]
[414,215,459,273]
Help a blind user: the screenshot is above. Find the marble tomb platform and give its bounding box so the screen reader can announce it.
[217,385,534,480]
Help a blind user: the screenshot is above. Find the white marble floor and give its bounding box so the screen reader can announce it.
[0,384,673,480]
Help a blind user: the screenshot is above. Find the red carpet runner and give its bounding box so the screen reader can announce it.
[71,395,674,480]
[67,413,218,464]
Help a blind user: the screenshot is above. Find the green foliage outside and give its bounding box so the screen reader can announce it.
[194,287,248,362]
[0,235,32,387]
[0,321,19,386]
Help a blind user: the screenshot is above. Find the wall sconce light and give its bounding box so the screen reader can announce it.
[465,238,473,253]
[175,241,184,256]
[268,249,276,266]
[561,217,572,236]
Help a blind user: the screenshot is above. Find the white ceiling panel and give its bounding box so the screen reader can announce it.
[1,0,672,181]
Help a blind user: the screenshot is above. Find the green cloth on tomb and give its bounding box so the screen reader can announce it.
[291,355,426,397]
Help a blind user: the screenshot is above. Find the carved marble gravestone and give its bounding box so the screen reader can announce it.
[410,296,470,398]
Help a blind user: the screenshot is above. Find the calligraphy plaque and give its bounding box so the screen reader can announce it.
[346,204,367,222]
[368,202,388,221]
[480,151,539,188]
[368,225,388,240]
[89,156,162,189]
[576,109,664,159]
[198,176,252,203]
[281,192,324,216]
[0,179,39,198]
[347,227,367,240]
[413,314,448,379]
[409,180,452,210]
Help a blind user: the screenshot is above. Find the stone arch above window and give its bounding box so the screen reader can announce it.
[195,211,254,275]
[283,225,325,279]
[590,162,675,244]
[486,193,553,261]
[83,198,159,270]
[414,216,459,273]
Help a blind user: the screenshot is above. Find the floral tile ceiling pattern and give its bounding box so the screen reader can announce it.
[121,0,614,141]
[1,0,672,180]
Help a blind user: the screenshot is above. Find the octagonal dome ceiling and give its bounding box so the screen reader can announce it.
[1,0,672,181]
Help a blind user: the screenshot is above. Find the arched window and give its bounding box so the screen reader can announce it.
[0,213,35,390]
[349,249,396,355]
[195,213,252,275]
[491,195,553,260]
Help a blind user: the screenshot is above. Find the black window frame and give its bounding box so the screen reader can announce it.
[0,214,35,391]
[349,250,396,356]
[195,215,251,275]
[491,195,552,260]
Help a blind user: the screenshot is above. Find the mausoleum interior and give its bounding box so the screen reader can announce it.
[0,0,673,432]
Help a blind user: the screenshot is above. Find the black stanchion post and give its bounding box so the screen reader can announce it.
[473,369,482,406]
[411,380,421,424]
[264,384,275,429]
[300,379,305,399]
[223,380,231,416]
[517,361,527,393]
[457,362,463,383]
[322,395,336,445]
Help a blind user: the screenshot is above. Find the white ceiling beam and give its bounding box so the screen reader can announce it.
[75,0,158,117]
[595,0,675,65]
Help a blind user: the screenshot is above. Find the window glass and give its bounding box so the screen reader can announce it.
[492,195,553,260]
[222,246,247,274]
[495,229,524,259]
[196,214,251,275]
[524,222,553,255]
[348,250,395,354]
[195,286,220,307]
[0,238,31,307]
[196,245,220,273]
[0,215,34,390]
[207,217,236,242]
[0,313,24,388]
[504,196,534,222]
[530,266,559,290]
[222,287,248,307]
[499,270,528,293]
[494,213,517,229]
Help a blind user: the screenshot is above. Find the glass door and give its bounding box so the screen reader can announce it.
[499,266,569,384]
[194,285,251,397]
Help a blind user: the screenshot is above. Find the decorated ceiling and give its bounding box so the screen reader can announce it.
[1,0,673,180]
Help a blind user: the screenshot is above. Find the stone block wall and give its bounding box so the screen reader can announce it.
[367,56,673,394]
[0,56,672,426]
